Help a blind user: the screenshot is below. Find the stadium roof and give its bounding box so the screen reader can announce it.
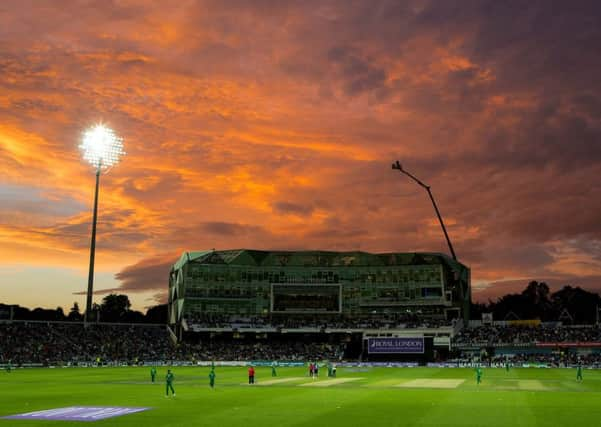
[172,249,466,271]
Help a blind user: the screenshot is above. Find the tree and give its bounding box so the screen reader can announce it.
[68,302,83,321]
[30,307,61,321]
[145,304,168,324]
[12,305,31,320]
[551,286,601,324]
[519,281,553,319]
[122,310,145,323]
[99,294,131,322]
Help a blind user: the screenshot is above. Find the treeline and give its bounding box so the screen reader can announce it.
[3,282,601,325]
[0,294,167,324]
[471,281,601,324]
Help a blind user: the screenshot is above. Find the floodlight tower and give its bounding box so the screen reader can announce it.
[392,160,457,261]
[79,125,125,323]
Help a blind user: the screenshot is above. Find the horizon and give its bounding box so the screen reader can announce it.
[1,1,601,311]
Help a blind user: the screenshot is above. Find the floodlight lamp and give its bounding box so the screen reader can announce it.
[79,124,125,169]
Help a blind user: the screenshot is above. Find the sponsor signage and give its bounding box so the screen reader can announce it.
[367,337,424,354]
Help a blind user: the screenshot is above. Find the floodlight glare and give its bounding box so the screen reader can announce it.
[79,124,125,169]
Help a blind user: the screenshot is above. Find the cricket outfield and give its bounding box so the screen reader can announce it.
[0,366,599,426]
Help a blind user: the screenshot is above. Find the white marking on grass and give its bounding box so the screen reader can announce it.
[396,379,465,389]
[300,378,364,387]
[255,377,303,386]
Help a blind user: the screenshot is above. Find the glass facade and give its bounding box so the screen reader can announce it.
[168,250,470,326]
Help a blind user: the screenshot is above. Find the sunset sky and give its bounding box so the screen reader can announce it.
[1,0,600,311]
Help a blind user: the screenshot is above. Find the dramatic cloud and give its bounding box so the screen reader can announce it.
[1,0,600,309]
[97,254,176,299]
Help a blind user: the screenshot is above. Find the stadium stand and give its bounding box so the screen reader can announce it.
[453,324,601,346]
[0,322,172,365]
[4,320,601,367]
[0,321,348,365]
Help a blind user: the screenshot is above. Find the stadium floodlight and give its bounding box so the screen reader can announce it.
[80,125,125,169]
[80,124,125,324]
[392,160,458,261]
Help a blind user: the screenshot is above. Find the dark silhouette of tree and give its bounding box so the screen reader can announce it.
[122,310,145,323]
[145,304,168,324]
[475,282,601,323]
[12,305,32,320]
[551,286,601,324]
[99,294,131,322]
[469,301,489,320]
[68,302,83,321]
[2,282,600,325]
[0,304,12,320]
[28,307,65,321]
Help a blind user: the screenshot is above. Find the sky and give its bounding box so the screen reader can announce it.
[1,0,601,311]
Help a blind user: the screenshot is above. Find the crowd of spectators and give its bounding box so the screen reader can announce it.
[9,321,601,367]
[186,314,453,330]
[0,322,173,365]
[0,322,347,365]
[453,324,601,346]
[495,352,601,367]
[180,340,345,362]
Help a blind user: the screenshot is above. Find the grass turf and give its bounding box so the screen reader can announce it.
[0,366,599,426]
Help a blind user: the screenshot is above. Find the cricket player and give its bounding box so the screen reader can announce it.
[475,366,482,384]
[166,369,175,397]
[209,369,216,389]
[505,361,510,372]
[5,360,12,373]
[150,366,157,383]
[248,365,255,384]
[577,363,583,382]
[331,363,336,378]
[271,361,277,377]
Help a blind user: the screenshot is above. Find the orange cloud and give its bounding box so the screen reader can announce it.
[1,0,601,310]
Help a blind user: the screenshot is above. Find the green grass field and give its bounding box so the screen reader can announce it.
[1,366,600,426]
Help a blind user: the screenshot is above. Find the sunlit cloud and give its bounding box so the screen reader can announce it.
[1,0,601,309]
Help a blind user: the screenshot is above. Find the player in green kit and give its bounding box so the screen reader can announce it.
[150,366,157,383]
[166,369,175,397]
[271,361,277,377]
[209,369,216,389]
[475,366,482,384]
[576,363,583,382]
[5,360,12,373]
[505,360,510,372]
